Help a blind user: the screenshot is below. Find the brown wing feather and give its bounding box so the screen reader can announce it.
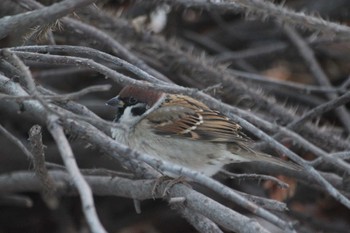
[146,94,251,143]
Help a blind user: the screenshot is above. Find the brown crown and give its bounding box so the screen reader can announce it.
[118,86,163,106]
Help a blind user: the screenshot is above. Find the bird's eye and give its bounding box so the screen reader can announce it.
[129,97,137,104]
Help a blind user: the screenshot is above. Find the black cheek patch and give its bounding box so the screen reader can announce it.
[131,106,147,116]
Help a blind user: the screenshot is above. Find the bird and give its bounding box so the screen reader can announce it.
[107,85,299,177]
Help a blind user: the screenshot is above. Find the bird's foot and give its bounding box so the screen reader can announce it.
[152,175,172,199]
[152,176,191,198]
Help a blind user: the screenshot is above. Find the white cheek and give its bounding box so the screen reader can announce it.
[118,106,142,126]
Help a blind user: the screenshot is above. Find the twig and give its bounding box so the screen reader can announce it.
[10,48,350,174]
[0,0,96,40]
[0,124,33,160]
[229,69,345,95]
[0,170,270,233]
[0,195,33,208]
[282,24,350,133]
[220,170,289,189]
[310,151,350,167]
[7,49,350,206]
[177,207,224,233]
[29,124,58,209]
[161,0,350,37]
[13,45,167,85]
[286,91,350,132]
[13,47,350,152]
[340,76,350,89]
[234,190,288,212]
[49,84,111,101]
[331,152,350,160]
[232,115,350,208]
[0,75,291,232]
[46,115,107,233]
[0,84,111,101]
[77,122,295,231]
[255,91,350,169]
[0,50,107,233]
[13,0,172,83]
[80,9,350,151]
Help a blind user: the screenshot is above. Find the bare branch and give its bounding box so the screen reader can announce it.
[5,48,350,210]
[0,195,33,208]
[220,170,289,189]
[0,74,290,232]
[282,24,350,133]
[0,50,106,233]
[0,124,33,160]
[0,170,270,233]
[29,124,59,209]
[0,0,96,40]
[160,0,350,37]
[46,116,107,233]
[0,84,111,101]
[176,207,224,233]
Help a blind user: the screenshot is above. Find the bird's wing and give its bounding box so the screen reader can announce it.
[146,94,252,143]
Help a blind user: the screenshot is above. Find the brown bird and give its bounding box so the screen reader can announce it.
[107,86,299,176]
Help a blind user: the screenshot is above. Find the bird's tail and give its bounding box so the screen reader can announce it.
[228,144,302,171]
[249,151,301,171]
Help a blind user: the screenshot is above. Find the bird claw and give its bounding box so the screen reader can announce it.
[152,175,172,198]
[152,176,191,198]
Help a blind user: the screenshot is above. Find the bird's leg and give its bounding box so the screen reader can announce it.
[162,176,192,197]
[152,176,191,198]
[152,175,172,198]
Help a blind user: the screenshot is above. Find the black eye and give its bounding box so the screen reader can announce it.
[129,97,137,104]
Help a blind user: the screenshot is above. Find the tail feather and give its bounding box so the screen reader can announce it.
[252,152,302,171]
[227,143,302,171]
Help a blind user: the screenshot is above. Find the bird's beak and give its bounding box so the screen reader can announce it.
[106,96,124,108]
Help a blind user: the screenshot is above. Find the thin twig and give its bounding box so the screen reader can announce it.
[0,84,111,101]
[220,170,289,189]
[286,91,350,132]
[29,124,58,209]
[0,0,96,40]
[13,46,350,151]
[161,0,350,37]
[0,75,291,232]
[0,195,33,208]
[13,0,172,83]
[0,124,33,160]
[8,49,350,205]
[47,115,107,233]
[177,207,224,233]
[282,24,350,133]
[0,50,107,233]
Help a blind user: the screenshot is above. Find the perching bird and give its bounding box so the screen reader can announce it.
[107,86,299,176]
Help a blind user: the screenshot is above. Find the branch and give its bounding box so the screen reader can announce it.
[0,0,96,40]
[0,124,33,160]
[46,116,107,233]
[6,47,350,209]
[0,171,270,233]
[0,50,106,233]
[29,125,58,209]
[0,74,289,232]
[161,0,350,37]
[282,24,350,133]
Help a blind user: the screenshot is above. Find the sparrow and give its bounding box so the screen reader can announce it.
[107,86,299,177]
